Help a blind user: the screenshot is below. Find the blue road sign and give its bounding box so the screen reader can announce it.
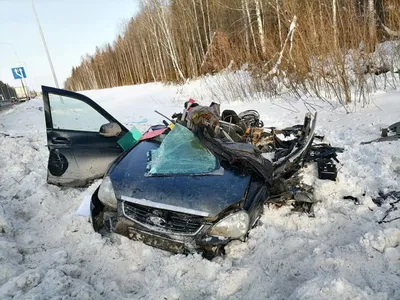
[11,67,27,79]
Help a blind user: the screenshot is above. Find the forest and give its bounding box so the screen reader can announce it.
[65,0,400,103]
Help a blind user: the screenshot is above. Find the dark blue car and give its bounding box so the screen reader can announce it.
[42,86,316,257]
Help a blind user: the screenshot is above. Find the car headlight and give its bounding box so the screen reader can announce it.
[209,210,250,239]
[98,176,117,210]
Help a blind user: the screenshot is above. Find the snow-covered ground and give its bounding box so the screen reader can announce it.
[0,78,399,299]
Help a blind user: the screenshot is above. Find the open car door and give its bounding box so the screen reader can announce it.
[42,86,128,187]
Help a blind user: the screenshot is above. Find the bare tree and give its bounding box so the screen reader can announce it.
[332,0,338,49]
[254,0,266,57]
[368,0,376,44]
[149,0,186,81]
[244,0,258,56]
[381,23,400,37]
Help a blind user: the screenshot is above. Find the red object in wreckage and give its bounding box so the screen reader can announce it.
[139,128,168,141]
[187,98,196,111]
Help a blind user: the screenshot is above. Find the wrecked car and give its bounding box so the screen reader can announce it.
[42,86,317,257]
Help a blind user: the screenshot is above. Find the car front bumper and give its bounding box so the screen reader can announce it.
[91,194,232,257]
[113,212,230,257]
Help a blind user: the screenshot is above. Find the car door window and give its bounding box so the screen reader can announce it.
[49,93,109,132]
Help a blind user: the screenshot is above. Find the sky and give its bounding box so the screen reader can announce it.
[0,0,139,91]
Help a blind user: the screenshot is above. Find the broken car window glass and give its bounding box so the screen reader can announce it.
[49,94,109,132]
[146,124,222,176]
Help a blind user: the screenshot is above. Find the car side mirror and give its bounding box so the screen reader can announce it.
[99,122,122,137]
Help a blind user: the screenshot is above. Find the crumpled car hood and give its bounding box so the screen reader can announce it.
[109,141,251,217]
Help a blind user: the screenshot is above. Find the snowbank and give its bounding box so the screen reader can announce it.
[289,277,377,300]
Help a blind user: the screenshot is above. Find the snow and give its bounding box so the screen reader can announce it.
[0,77,399,299]
[288,276,375,300]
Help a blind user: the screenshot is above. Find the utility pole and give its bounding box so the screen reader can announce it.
[32,0,59,88]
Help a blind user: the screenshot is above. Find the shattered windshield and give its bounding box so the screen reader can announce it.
[146,124,222,176]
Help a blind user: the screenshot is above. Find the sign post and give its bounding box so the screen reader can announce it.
[11,67,28,100]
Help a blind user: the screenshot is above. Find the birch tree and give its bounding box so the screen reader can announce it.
[244,0,258,56]
[368,0,376,45]
[332,0,338,49]
[149,0,186,81]
[254,0,266,57]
